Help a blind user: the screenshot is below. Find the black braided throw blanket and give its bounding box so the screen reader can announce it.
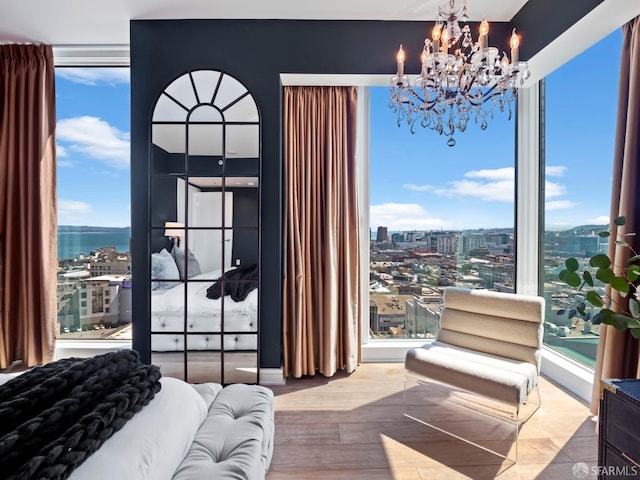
[0,350,162,480]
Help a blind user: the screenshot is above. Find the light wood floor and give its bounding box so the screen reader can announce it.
[265,363,598,480]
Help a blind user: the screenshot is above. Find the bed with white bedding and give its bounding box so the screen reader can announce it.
[151,270,258,352]
[0,351,274,480]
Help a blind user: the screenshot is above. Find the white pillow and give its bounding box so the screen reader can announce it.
[171,246,202,280]
[0,373,16,386]
[151,248,180,290]
[68,377,209,480]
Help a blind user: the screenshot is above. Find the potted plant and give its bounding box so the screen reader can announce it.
[560,216,640,475]
[558,216,640,339]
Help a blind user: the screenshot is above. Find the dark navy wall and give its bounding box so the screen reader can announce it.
[130,15,599,370]
[513,0,604,61]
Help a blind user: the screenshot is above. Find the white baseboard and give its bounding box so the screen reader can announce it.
[361,340,427,363]
[260,367,285,385]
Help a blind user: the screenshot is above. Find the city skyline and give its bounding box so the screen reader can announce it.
[56,29,621,230]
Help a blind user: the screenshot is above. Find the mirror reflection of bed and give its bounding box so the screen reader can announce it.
[148,69,261,384]
[150,176,259,384]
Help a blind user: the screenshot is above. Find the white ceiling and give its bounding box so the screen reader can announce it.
[2,0,640,85]
[0,0,529,45]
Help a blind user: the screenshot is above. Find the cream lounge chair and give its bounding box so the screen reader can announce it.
[404,286,545,468]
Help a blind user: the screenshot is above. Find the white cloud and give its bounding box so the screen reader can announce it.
[545,180,567,199]
[465,167,514,180]
[56,144,68,157]
[57,116,130,169]
[403,183,433,192]
[423,166,572,205]
[431,167,515,202]
[56,68,129,86]
[58,200,93,224]
[56,144,73,167]
[434,179,514,202]
[545,166,567,177]
[370,203,449,231]
[545,200,578,211]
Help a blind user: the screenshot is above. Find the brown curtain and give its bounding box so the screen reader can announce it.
[0,44,57,368]
[591,17,640,413]
[283,86,361,378]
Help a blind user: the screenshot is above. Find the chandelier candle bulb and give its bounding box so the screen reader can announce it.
[510,29,520,64]
[396,45,405,76]
[441,28,449,54]
[501,53,510,70]
[479,18,489,49]
[432,24,441,52]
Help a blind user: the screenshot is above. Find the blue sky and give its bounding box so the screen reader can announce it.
[370,29,621,231]
[56,29,621,230]
[56,68,130,227]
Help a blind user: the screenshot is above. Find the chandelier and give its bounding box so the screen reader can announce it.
[389,0,530,146]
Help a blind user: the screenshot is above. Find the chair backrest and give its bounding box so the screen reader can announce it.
[436,287,545,371]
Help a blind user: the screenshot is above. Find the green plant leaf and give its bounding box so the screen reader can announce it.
[631,328,640,340]
[583,270,594,287]
[625,316,640,328]
[590,254,611,269]
[596,267,614,283]
[630,298,640,318]
[610,276,630,294]
[599,231,611,238]
[629,255,640,262]
[596,309,632,330]
[629,264,640,282]
[614,216,627,226]
[563,271,582,288]
[564,258,579,272]
[585,291,603,307]
[616,240,630,247]
[559,270,567,282]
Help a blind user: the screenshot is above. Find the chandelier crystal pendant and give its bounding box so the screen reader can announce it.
[389,0,530,146]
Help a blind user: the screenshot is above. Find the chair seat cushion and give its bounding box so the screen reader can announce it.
[405,341,538,406]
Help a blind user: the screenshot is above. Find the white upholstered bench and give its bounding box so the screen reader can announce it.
[404,286,545,466]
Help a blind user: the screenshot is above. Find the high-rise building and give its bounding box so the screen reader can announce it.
[376,226,388,243]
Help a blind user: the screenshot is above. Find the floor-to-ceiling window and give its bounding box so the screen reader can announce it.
[55,67,131,340]
[368,86,516,339]
[542,30,621,366]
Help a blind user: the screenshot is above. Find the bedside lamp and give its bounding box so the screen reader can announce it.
[164,221,185,248]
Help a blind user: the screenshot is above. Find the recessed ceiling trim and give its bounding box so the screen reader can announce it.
[53,45,130,66]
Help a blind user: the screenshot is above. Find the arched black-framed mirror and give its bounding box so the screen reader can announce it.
[148,69,261,384]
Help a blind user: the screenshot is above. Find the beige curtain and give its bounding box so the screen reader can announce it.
[591,17,640,413]
[0,44,57,369]
[283,86,361,378]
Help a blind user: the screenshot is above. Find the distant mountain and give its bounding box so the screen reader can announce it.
[58,225,131,233]
[564,224,608,234]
